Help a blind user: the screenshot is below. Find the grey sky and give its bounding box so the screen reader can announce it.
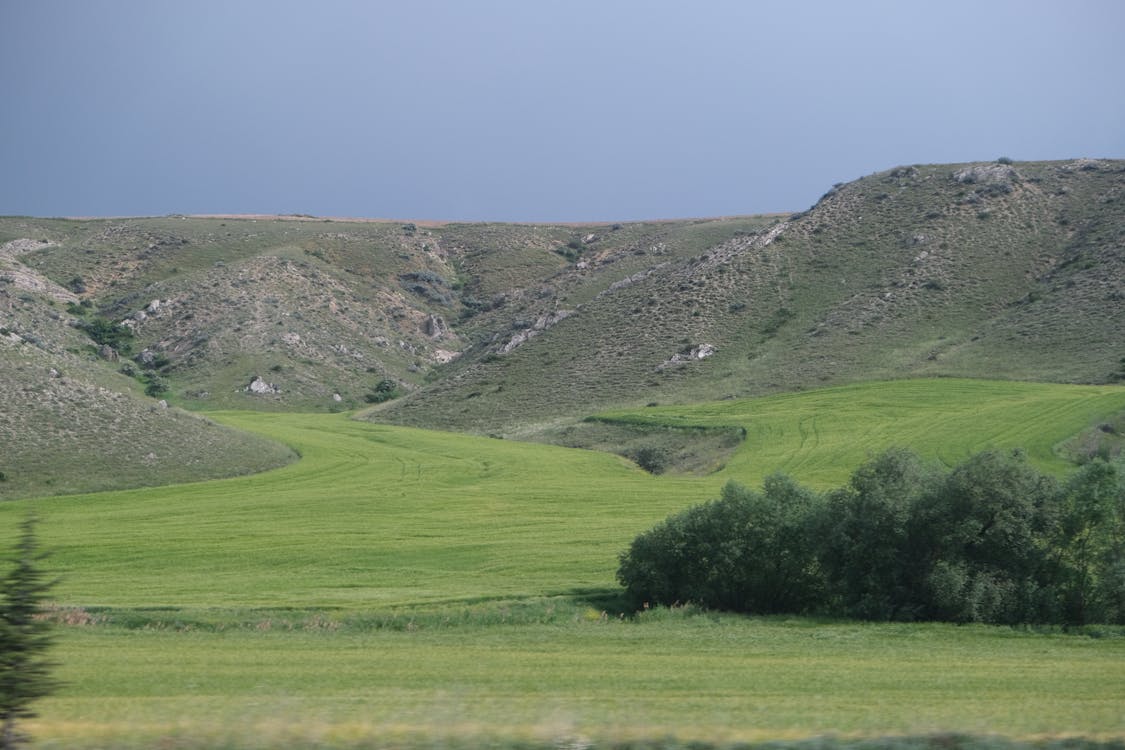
[2,0,1123,222]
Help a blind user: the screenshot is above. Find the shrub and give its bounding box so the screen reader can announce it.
[364,379,401,404]
[760,307,794,335]
[619,448,1125,624]
[142,374,168,398]
[78,316,134,354]
[910,449,1058,623]
[617,477,822,614]
[629,446,668,475]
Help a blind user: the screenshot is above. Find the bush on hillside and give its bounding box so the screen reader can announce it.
[364,379,401,404]
[618,449,1125,625]
[629,446,668,475]
[78,316,134,355]
[142,373,168,398]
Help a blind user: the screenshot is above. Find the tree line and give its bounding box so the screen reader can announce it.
[618,449,1125,625]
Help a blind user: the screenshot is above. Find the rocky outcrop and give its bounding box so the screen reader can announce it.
[0,239,77,304]
[499,310,575,354]
[246,376,280,395]
[658,343,716,370]
[953,164,1019,185]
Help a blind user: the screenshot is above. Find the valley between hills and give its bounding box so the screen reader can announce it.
[2,158,1123,498]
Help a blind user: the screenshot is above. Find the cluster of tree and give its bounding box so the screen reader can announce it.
[618,449,1125,625]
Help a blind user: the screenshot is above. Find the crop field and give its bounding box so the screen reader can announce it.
[36,617,1125,749]
[3,379,1124,748]
[596,378,1125,488]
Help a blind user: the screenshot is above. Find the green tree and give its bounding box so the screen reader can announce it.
[617,476,822,614]
[818,448,938,620]
[1049,459,1125,624]
[912,449,1057,623]
[77,316,134,355]
[364,379,401,404]
[0,517,58,749]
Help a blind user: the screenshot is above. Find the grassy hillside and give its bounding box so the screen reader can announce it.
[0,214,771,494]
[0,279,296,498]
[1,157,1121,489]
[1,379,1118,611]
[371,158,1125,432]
[594,378,1125,487]
[2,380,1123,747]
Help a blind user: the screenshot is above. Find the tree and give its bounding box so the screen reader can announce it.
[77,316,133,356]
[1049,459,1125,624]
[0,516,58,749]
[617,477,822,614]
[818,448,937,620]
[911,449,1057,623]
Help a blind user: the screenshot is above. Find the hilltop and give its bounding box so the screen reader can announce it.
[1,157,1122,495]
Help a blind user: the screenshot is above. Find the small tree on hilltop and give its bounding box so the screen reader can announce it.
[0,516,59,749]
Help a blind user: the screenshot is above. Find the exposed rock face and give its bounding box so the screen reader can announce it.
[246,376,279,395]
[953,164,1019,184]
[658,343,716,370]
[499,310,575,354]
[97,345,119,362]
[0,239,77,304]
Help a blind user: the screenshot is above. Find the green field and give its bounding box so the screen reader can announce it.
[37,618,1125,748]
[597,378,1125,488]
[4,379,1125,747]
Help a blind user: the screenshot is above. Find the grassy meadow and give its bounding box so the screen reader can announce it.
[596,378,1125,488]
[36,617,1125,748]
[3,378,1125,747]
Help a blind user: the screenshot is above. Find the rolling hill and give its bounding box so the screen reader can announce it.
[1,158,1123,496]
[371,158,1125,433]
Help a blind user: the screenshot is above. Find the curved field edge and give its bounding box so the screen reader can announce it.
[592,378,1125,489]
[2,379,1123,612]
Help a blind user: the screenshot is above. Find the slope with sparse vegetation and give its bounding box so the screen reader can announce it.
[1,157,1122,490]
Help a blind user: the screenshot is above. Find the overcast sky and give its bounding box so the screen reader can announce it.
[2,0,1123,222]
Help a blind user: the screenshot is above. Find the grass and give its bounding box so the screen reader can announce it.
[5,411,705,610]
[594,379,1125,489]
[3,378,1125,747]
[32,615,1125,748]
[9,379,1122,609]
